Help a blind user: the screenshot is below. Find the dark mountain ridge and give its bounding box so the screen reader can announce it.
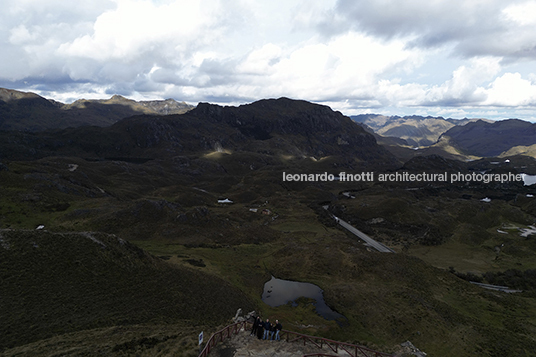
[0,87,194,132]
[441,119,536,157]
[0,98,398,169]
[191,99,390,159]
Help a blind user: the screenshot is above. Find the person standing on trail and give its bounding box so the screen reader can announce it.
[269,321,276,340]
[263,319,271,340]
[256,318,264,340]
[274,320,282,341]
[251,316,260,336]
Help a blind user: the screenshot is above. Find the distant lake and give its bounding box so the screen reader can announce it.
[261,276,346,322]
[523,174,536,186]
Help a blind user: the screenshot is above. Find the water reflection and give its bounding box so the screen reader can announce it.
[262,276,345,322]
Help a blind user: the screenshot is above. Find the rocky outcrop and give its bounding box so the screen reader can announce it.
[189,98,398,165]
[395,341,427,357]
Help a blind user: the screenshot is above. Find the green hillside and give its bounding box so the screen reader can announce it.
[0,229,254,355]
[1,97,536,356]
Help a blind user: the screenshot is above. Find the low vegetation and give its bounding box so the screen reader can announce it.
[0,230,254,355]
[1,97,536,356]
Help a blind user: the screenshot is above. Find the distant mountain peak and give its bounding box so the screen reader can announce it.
[0,87,195,131]
[0,87,42,102]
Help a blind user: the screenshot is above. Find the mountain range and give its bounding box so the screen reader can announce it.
[0,87,194,132]
[3,87,536,160]
[0,95,397,169]
[351,114,490,147]
[353,113,536,160]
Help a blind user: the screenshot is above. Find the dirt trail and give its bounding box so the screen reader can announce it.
[211,328,353,357]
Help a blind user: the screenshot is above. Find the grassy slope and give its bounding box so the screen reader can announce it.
[3,324,202,357]
[133,218,536,357]
[0,230,254,355]
[501,144,536,158]
[2,152,536,356]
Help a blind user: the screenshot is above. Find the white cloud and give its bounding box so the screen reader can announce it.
[377,80,427,107]
[503,1,536,25]
[321,0,536,61]
[9,25,36,45]
[57,0,222,61]
[423,57,501,105]
[1,0,536,121]
[484,72,536,106]
[231,32,423,102]
[238,44,283,75]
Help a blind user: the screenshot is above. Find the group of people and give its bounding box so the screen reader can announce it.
[250,317,282,341]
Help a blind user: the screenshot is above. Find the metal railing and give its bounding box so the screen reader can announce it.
[198,320,393,357]
[198,320,249,357]
[281,330,393,357]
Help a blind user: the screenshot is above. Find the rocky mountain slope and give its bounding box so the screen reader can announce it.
[351,114,487,147]
[353,114,536,160]
[0,97,399,169]
[62,94,194,115]
[0,87,194,131]
[440,119,536,157]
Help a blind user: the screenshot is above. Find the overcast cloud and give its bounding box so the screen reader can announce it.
[1,0,536,120]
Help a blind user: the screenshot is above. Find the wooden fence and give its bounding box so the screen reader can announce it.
[282,329,393,357]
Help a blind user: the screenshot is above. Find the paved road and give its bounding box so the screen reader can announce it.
[336,217,395,253]
[322,206,395,253]
[470,281,522,293]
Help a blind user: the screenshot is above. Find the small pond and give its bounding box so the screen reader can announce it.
[261,276,346,322]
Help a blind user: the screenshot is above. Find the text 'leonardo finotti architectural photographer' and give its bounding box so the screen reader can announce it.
[282,171,524,184]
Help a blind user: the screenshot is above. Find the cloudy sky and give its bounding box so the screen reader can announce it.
[1,0,536,120]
